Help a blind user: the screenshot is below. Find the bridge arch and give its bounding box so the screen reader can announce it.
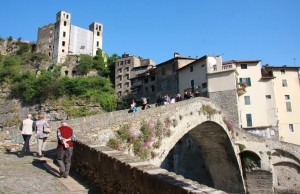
[239,150,261,174]
[158,120,245,193]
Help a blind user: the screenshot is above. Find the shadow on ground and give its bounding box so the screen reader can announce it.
[4,147,100,194]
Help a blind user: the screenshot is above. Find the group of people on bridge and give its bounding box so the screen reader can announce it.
[128,91,194,113]
[18,113,76,179]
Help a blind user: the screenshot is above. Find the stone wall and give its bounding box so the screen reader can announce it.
[244,170,273,194]
[72,141,226,194]
[209,90,239,129]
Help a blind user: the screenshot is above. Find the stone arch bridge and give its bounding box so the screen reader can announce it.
[50,97,300,194]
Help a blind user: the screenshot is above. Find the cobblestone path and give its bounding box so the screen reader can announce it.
[0,142,99,194]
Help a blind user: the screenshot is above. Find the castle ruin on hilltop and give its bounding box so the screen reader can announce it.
[35,10,103,64]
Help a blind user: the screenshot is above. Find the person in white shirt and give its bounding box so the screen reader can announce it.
[19,114,35,157]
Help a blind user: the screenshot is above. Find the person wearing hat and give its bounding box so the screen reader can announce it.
[56,120,77,178]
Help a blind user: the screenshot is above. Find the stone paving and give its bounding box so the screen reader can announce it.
[0,142,99,194]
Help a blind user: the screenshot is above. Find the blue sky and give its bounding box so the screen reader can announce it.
[1,0,299,66]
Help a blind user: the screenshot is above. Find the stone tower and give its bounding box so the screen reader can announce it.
[53,11,71,64]
[89,22,103,56]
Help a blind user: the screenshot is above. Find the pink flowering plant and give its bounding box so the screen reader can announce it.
[107,118,173,160]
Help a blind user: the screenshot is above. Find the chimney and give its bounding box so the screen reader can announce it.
[174,52,180,58]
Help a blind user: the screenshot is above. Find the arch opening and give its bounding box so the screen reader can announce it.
[160,121,244,194]
[239,150,261,175]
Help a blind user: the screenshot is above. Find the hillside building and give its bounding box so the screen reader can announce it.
[178,57,300,145]
[261,65,300,145]
[115,54,156,100]
[36,10,103,64]
[155,53,196,100]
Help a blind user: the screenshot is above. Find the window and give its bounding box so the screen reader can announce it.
[161,80,167,89]
[241,64,248,69]
[265,95,271,99]
[172,63,176,72]
[202,82,207,88]
[97,41,99,47]
[201,64,205,68]
[289,124,294,132]
[191,80,194,87]
[151,85,155,92]
[286,101,292,112]
[246,114,252,127]
[213,65,217,71]
[190,65,194,72]
[151,76,155,81]
[62,49,64,53]
[239,77,251,86]
[244,96,251,105]
[285,95,290,100]
[280,69,285,75]
[282,79,288,87]
[62,41,65,46]
[64,21,67,26]
[145,87,148,93]
[63,31,66,37]
[144,78,148,83]
[97,32,100,36]
[161,67,166,76]
[172,79,177,89]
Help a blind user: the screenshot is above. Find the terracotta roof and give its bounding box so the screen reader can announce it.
[263,65,299,70]
[223,60,261,65]
[177,55,207,71]
[156,56,196,67]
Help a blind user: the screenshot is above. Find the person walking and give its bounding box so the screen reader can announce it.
[19,114,35,157]
[57,120,77,178]
[35,113,50,158]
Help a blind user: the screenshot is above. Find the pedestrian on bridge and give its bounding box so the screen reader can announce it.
[18,114,35,157]
[56,120,77,178]
[35,113,50,158]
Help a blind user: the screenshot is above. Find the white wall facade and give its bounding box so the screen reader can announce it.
[235,61,277,130]
[69,25,93,55]
[178,57,207,96]
[271,68,300,145]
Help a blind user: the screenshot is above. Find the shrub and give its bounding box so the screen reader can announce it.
[107,119,172,160]
[239,144,246,151]
[200,104,217,116]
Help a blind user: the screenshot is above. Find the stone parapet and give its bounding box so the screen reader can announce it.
[72,141,227,194]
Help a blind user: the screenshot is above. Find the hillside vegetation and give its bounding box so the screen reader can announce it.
[0,37,119,119]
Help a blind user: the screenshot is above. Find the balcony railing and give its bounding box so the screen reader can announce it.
[208,64,236,74]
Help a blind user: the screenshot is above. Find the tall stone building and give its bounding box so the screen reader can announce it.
[155,53,196,99]
[36,10,103,64]
[115,54,156,99]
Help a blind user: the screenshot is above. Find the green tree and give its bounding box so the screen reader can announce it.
[77,54,93,75]
[107,53,120,86]
[0,56,21,83]
[93,49,108,75]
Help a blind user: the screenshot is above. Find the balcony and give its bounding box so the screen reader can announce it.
[237,82,247,96]
[208,63,236,74]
